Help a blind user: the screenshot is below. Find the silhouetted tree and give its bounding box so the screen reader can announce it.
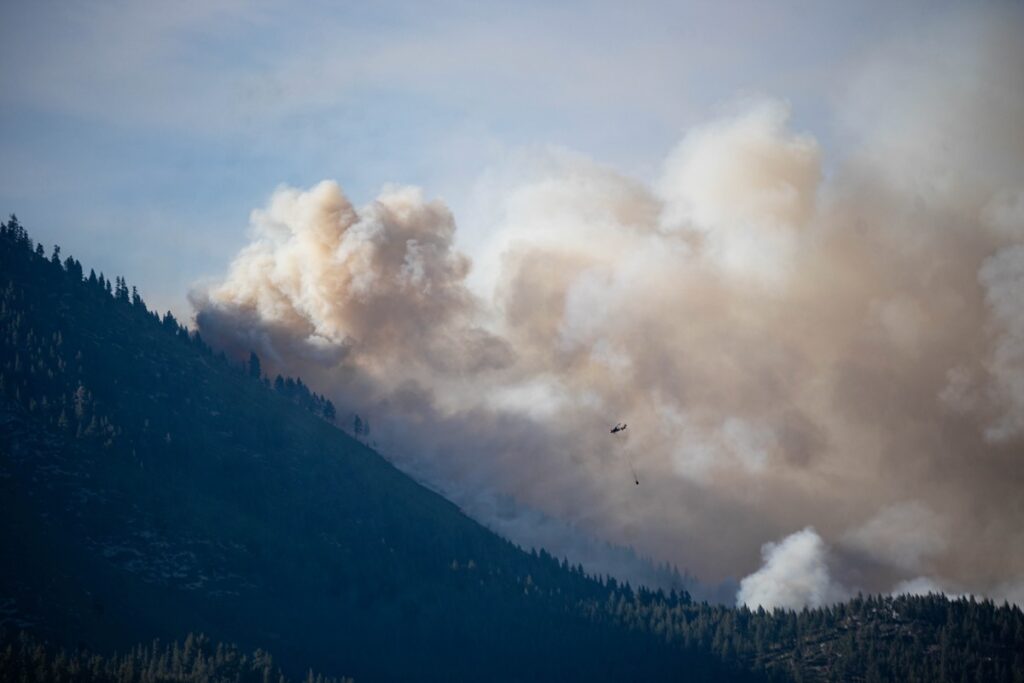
[249,351,262,380]
[131,285,145,309]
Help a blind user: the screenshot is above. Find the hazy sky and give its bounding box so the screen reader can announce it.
[1,0,947,317]
[4,1,1022,609]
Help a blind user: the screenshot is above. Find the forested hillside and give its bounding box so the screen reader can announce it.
[2,215,1023,682]
[1,631,353,683]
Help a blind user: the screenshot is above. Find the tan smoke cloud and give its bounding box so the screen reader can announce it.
[193,181,512,392]
[194,5,1024,604]
[840,501,948,574]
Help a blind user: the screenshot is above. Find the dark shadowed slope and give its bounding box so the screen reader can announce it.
[0,218,759,681]
[0,631,354,683]
[2,216,1023,683]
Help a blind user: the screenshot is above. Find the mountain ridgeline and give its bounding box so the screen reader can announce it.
[1,216,1023,682]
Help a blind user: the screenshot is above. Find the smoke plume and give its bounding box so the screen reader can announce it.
[736,528,847,610]
[193,6,1024,605]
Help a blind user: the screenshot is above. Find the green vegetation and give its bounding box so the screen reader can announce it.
[2,215,1023,682]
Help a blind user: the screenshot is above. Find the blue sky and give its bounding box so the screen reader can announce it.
[1,0,950,317]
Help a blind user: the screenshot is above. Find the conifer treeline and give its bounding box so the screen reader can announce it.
[0,215,337,426]
[0,631,353,683]
[590,588,1024,682]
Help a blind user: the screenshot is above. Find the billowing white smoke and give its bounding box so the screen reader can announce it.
[736,528,847,610]
[656,100,820,281]
[193,5,1024,606]
[738,529,1010,608]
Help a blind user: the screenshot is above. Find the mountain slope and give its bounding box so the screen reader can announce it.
[3,217,1023,683]
[0,220,757,681]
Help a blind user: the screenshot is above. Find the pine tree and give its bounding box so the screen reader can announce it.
[249,351,262,380]
[131,285,145,309]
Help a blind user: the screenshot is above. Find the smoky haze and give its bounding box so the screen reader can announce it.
[192,6,1024,607]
